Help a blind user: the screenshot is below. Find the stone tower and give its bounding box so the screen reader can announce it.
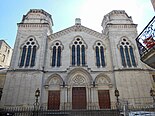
[1,9,53,106]
[102,10,152,105]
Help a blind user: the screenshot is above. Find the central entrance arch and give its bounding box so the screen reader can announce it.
[66,68,93,109]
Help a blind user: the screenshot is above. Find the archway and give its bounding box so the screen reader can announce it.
[66,68,92,109]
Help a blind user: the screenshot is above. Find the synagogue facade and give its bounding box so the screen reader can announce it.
[0,9,154,110]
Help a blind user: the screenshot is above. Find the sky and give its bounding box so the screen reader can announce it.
[0,0,154,48]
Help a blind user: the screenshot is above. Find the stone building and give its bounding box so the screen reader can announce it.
[151,0,155,11]
[0,9,154,109]
[0,40,12,68]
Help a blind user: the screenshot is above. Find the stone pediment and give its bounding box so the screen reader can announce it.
[49,25,106,39]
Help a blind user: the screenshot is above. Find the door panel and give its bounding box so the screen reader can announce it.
[72,87,86,109]
[48,91,60,110]
[98,90,110,109]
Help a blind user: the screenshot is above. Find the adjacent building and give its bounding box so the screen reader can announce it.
[0,9,154,110]
[0,40,12,68]
[151,0,155,11]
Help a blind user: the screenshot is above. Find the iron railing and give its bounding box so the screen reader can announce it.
[136,16,155,57]
[0,108,120,116]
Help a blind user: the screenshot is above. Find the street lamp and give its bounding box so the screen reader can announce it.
[115,88,120,109]
[150,88,155,103]
[34,88,40,109]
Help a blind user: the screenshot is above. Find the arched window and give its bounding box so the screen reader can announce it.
[20,46,27,67]
[72,45,75,66]
[129,46,137,67]
[57,46,61,67]
[52,46,56,67]
[19,37,38,67]
[51,41,63,67]
[70,37,87,66]
[94,41,106,67]
[119,38,137,67]
[30,46,37,67]
[100,46,105,67]
[81,45,85,66]
[25,46,32,67]
[120,46,126,67]
[96,46,100,67]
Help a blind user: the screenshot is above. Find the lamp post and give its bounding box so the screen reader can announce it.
[150,88,155,104]
[115,88,120,109]
[0,89,2,100]
[34,88,40,110]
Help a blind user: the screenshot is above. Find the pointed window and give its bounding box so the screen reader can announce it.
[70,37,87,66]
[19,37,38,67]
[51,41,63,67]
[100,46,105,67]
[81,45,85,66]
[129,46,136,67]
[52,46,56,67]
[25,46,32,67]
[120,46,126,67]
[119,38,137,67]
[96,46,100,67]
[94,41,106,67]
[30,46,37,67]
[57,46,61,67]
[72,45,75,66]
[20,46,27,67]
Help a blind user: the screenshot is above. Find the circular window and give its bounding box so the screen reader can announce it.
[126,42,129,45]
[123,39,126,41]
[121,42,125,45]
[97,43,101,46]
[74,41,77,44]
[31,42,35,45]
[56,43,59,46]
[26,42,30,45]
[76,38,80,41]
[29,38,33,41]
[79,41,82,44]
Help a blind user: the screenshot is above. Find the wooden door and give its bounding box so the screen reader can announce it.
[98,90,111,109]
[48,91,60,110]
[72,87,86,109]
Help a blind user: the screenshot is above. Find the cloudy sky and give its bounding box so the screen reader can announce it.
[0,0,154,48]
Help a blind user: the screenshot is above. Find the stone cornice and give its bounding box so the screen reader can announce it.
[114,68,155,72]
[17,23,50,28]
[7,68,67,73]
[107,24,137,28]
[49,25,106,39]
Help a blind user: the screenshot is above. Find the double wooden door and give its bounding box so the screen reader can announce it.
[98,90,111,109]
[72,87,86,109]
[48,91,60,110]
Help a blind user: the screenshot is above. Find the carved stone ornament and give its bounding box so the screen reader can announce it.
[72,75,86,85]
[97,77,110,85]
[49,77,60,85]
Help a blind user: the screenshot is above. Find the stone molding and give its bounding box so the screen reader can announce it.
[49,25,105,39]
[17,23,50,28]
[107,24,137,28]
